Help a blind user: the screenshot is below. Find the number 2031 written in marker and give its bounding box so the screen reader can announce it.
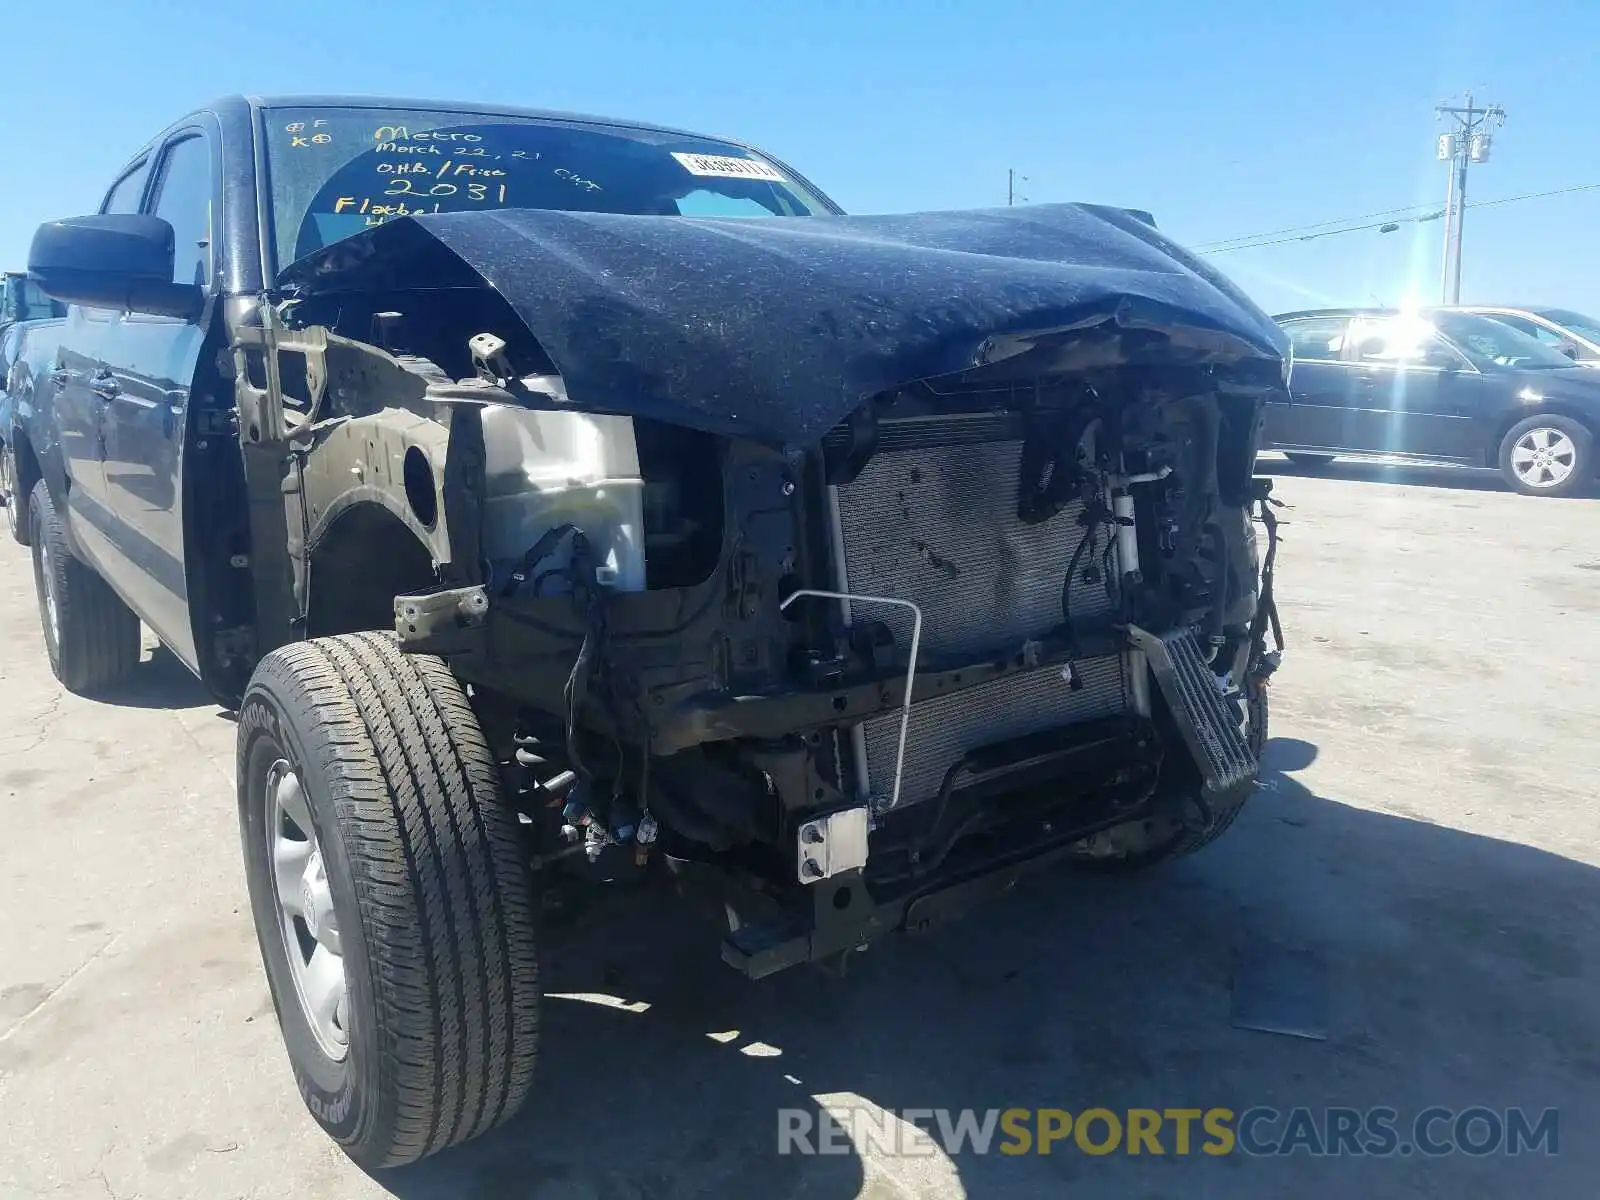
[381,179,508,202]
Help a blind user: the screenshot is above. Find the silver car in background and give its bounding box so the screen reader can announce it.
[1454,306,1600,367]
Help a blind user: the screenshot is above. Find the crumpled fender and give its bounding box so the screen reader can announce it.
[278,202,1288,444]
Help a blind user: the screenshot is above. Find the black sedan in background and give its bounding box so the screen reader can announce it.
[1266,307,1600,496]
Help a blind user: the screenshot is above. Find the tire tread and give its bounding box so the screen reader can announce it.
[246,634,538,1167]
[29,481,139,694]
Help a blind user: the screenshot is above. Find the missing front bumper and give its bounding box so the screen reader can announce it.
[724,654,1259,979]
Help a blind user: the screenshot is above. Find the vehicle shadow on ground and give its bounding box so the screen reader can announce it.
[1262,456,1535,496]
[376,737,1600,1200]
[93,643,213,710]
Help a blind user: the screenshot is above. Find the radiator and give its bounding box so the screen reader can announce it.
[832,436,1132,811]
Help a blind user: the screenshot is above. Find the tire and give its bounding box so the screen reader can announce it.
[1067,673,1268,872]
[2,442,28,546]
[1284,452,1334,468]
[28,480,140,694]
[237,632,540,1169]
[1498,414,1592,497]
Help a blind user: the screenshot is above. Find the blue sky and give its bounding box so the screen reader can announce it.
[3,0,1596,315]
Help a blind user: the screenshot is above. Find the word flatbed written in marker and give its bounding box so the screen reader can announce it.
[333,198,448,222]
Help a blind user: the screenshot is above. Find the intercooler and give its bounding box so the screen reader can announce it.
[830,431,1133,812]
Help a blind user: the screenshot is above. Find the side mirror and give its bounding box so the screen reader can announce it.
[28,215,202,321]
[1561,344,1579,360]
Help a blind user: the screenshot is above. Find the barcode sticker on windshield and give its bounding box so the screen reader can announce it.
[671,152,787,183]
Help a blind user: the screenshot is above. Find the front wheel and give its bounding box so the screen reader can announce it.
[1499,414,1592,497]
[237,632,541,1168]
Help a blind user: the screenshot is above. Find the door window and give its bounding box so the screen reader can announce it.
[1486,313,1543,339]
[149,136,214,288]
[1280,317,1349,362]
[101,159,152,215]
[1490,314,1573,351]
[1347,318,1465,369]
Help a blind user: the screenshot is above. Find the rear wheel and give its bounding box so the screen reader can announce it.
[238,632,540,1168]
[28,480,140,694]
[2,442,28,546]
[1498,414,1591,497]
[1284,452,1334,468]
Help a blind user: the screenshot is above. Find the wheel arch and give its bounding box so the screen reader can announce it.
[6,424,42,516]
[1487,402,1599,467]
[297,407,459,640]
[304,497,439,639]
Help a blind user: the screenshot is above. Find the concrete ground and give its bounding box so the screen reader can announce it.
[1,454,1597,1199]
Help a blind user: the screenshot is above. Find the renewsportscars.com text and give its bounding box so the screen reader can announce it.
[778,1105,1559,1158]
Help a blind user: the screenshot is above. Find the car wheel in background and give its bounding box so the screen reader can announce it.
[237,632,541,1168]
[1498,414,1592,497]
[1284,452,1335,468]
[27,480,140,694]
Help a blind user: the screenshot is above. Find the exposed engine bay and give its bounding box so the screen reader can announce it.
[235,202,1290,974]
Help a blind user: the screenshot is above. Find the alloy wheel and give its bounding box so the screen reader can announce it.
[38,538,60,646]
[1,447,15,537]
[1510,427,1577,490]
[265,759,349,1061]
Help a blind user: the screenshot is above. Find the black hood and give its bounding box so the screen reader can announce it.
[279,203,1288,444]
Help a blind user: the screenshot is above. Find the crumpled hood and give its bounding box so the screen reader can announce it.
[279,203,1288,444]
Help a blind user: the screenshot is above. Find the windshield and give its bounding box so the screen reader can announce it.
[1533,308,1600,345]
[1430,311,1578,370]
[262,105,836,272]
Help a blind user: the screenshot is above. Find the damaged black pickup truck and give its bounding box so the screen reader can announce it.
[22,95,1287,1167]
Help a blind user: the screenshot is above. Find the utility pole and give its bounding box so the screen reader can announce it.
[1434,93,1506,304]
[1007,169,1028,207]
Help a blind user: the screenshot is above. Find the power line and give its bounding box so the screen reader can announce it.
[1196,178,1600,255]
[1466,178,1600,211]
[1203,210,1444,253]
[1194,201,1439,251]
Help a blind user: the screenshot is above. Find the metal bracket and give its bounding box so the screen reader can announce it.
[395,585,490,647]
[796,806,871,883]
[780,588,923,812]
